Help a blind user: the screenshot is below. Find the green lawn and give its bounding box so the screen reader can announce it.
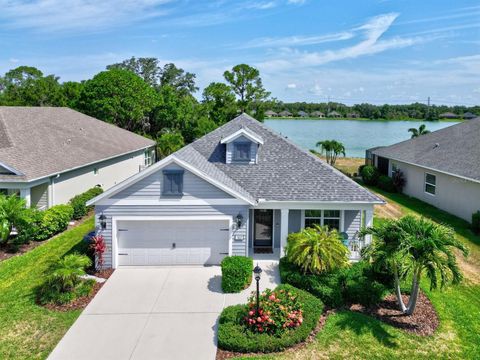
[0,217,94,360]
[241,188,480,359]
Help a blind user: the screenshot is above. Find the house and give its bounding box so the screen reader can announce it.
[264,110,278,117]
[297,111,309,117]
[347,113,359,118]
[463,112,477,120]
[88,114,383,268]
[0,107,156,209]
[311,111,325,118]
[327,111,342,118]
[439,112,458,119]
[278,110,293,117]
[369,117,480,222]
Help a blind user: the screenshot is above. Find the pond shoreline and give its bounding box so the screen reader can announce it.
[268,117,462,123]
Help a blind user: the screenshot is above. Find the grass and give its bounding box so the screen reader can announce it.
[0,217,94,360]
[240,187,480,359]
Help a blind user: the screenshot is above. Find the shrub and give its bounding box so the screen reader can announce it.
[360,165,379,185]
[90,235,107,269]
[392,169,406,193]
[279,258,344,307]
[0,194,30,246]
[37,253,94,305]
[69,186,103,220]
[221,256,253,293]
[217,284,323,353]
[377,175,396,193]
[472,211,480,235]
[244,288,303,335]
[15,207,44,246]
[36,204,74,241]
[285,225,349,275]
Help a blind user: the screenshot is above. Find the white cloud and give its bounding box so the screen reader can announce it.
[286,83,297,89]
[0,0,172,32]
[240,32,354,49]
[287,0,306,4]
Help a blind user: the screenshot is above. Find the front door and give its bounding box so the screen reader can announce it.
[254,209,273,248]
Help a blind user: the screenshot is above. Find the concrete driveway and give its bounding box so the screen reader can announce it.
[48,261,279,360]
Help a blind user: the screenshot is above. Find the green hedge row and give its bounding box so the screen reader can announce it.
[69,186,103,220]
[221,256,253,293]
[279,258,392,307]
[217,284,323,353]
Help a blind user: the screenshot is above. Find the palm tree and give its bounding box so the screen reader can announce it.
[285,224,349,274]
[49,254,92,292]
[0,194,28,244]
[316,140,346,166]
[408,124,430,138]
[361,215,468,315]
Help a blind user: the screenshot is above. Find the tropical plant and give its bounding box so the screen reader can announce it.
[0,194,29,245]
[316,140,346,166]
[392,168,406,192]
[408,124,430,138]
[361,215,468,315]
[90,235,106,269]
[285,225,349,275]
[360,165,379,185]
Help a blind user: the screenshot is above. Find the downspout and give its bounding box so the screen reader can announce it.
[51,174,60,207]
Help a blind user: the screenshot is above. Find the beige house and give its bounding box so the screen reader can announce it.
[370,117,480,222]
[0,107,155,209]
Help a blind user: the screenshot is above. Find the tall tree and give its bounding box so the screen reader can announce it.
[156,130,185,158]
[408,124,430,138]
[361,215,468,315]
[107,57,161,87]
[223,64,270,113]
[78,69,158,133]
[316,140,346,166]
[202,82,237,124]
[159,63,198,95]
[61,81,84,109]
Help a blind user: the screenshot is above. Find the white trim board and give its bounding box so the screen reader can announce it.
[94,198,248,206]
[220,128,264,145]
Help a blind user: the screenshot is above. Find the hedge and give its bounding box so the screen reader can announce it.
[35,204,74,241]
[221,256,253,293]
[69,186,103,220]
[279,258,392,307]
[360,165,379,185]
[217,284,323,353]
[377,175,396,193]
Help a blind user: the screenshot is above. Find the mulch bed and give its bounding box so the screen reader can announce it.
[349,291,439,336]
[43,269,114,312]
[0,212,93,263]
[216,308,336,360]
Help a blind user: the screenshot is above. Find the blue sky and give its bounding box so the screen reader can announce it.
[0,0,479,105]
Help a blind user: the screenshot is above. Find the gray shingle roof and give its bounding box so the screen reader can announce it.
[372,117,480,182]
[0,107,155,182]
[175,114,382,203]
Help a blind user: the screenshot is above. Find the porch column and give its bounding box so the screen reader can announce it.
[20,188,31,208]
[280,209,289,257]
[364,209,374,245]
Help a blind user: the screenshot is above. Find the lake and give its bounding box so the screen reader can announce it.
[264,119,455,158]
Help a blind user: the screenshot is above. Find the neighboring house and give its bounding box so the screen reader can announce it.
[311,111,325,118]
[327,111,342,118]
[264,110,278,117]
[369,117,480,222]
[297,111,309,117]
[88,114,383,268]
[439,112,458,119]
[463,112,477,120]
[347,113,359,118]
[0,107,155,209]
[278,110,293,117]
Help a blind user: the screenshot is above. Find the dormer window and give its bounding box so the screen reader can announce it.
[221,127,264,165]
[233,142,251,162]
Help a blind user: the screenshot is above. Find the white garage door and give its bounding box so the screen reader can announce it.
[116,219,230,266]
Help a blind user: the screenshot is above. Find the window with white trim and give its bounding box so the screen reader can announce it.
[233,142,251,162]
[425,173,436,195]
[144,149,154,167]
[304,210,341,231]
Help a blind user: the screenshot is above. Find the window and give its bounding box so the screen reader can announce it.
[144,149,154,167]
[162,170,184,196]
[391,162,398,177]
[304,210,322,228]
[425,173,436,195]
[304,210,341,231]
[233,142,251,162]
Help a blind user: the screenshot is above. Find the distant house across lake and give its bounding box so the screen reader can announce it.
[265,110,278,117]
[278,110,293,117]
[463,112,477,120]
[347,112,359,118]
[439,112,459,119]
[297,111,309,117]
[311,111,325,118]
[327,110,342,118]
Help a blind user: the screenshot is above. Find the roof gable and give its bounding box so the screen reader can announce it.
[220,127,264,145]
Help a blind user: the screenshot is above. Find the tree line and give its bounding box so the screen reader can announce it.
[0,59,270,157]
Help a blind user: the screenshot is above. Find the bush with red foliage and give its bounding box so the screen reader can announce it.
[90,235,106,269]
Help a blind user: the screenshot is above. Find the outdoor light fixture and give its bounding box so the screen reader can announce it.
[253,263,262,316]
[235,213,244,228]
[99,213,107,230]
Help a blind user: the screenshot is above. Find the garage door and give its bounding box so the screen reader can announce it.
[116,219,230,266]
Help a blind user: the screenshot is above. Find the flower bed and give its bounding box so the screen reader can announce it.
[217,284,323,353]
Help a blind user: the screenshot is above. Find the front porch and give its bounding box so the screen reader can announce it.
[247,206,373,261]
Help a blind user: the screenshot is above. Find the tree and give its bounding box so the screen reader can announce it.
[361,215,468,315]
[285,224,349,274]
[316,140,346,166]
[78,69,158,133]
[223,64,270,113]
[61,81,84,109]
[202,82,237,124]
[156,130,185,158]
[107,57,161,87]
[408,124,430,138]
[159,63,198,95]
